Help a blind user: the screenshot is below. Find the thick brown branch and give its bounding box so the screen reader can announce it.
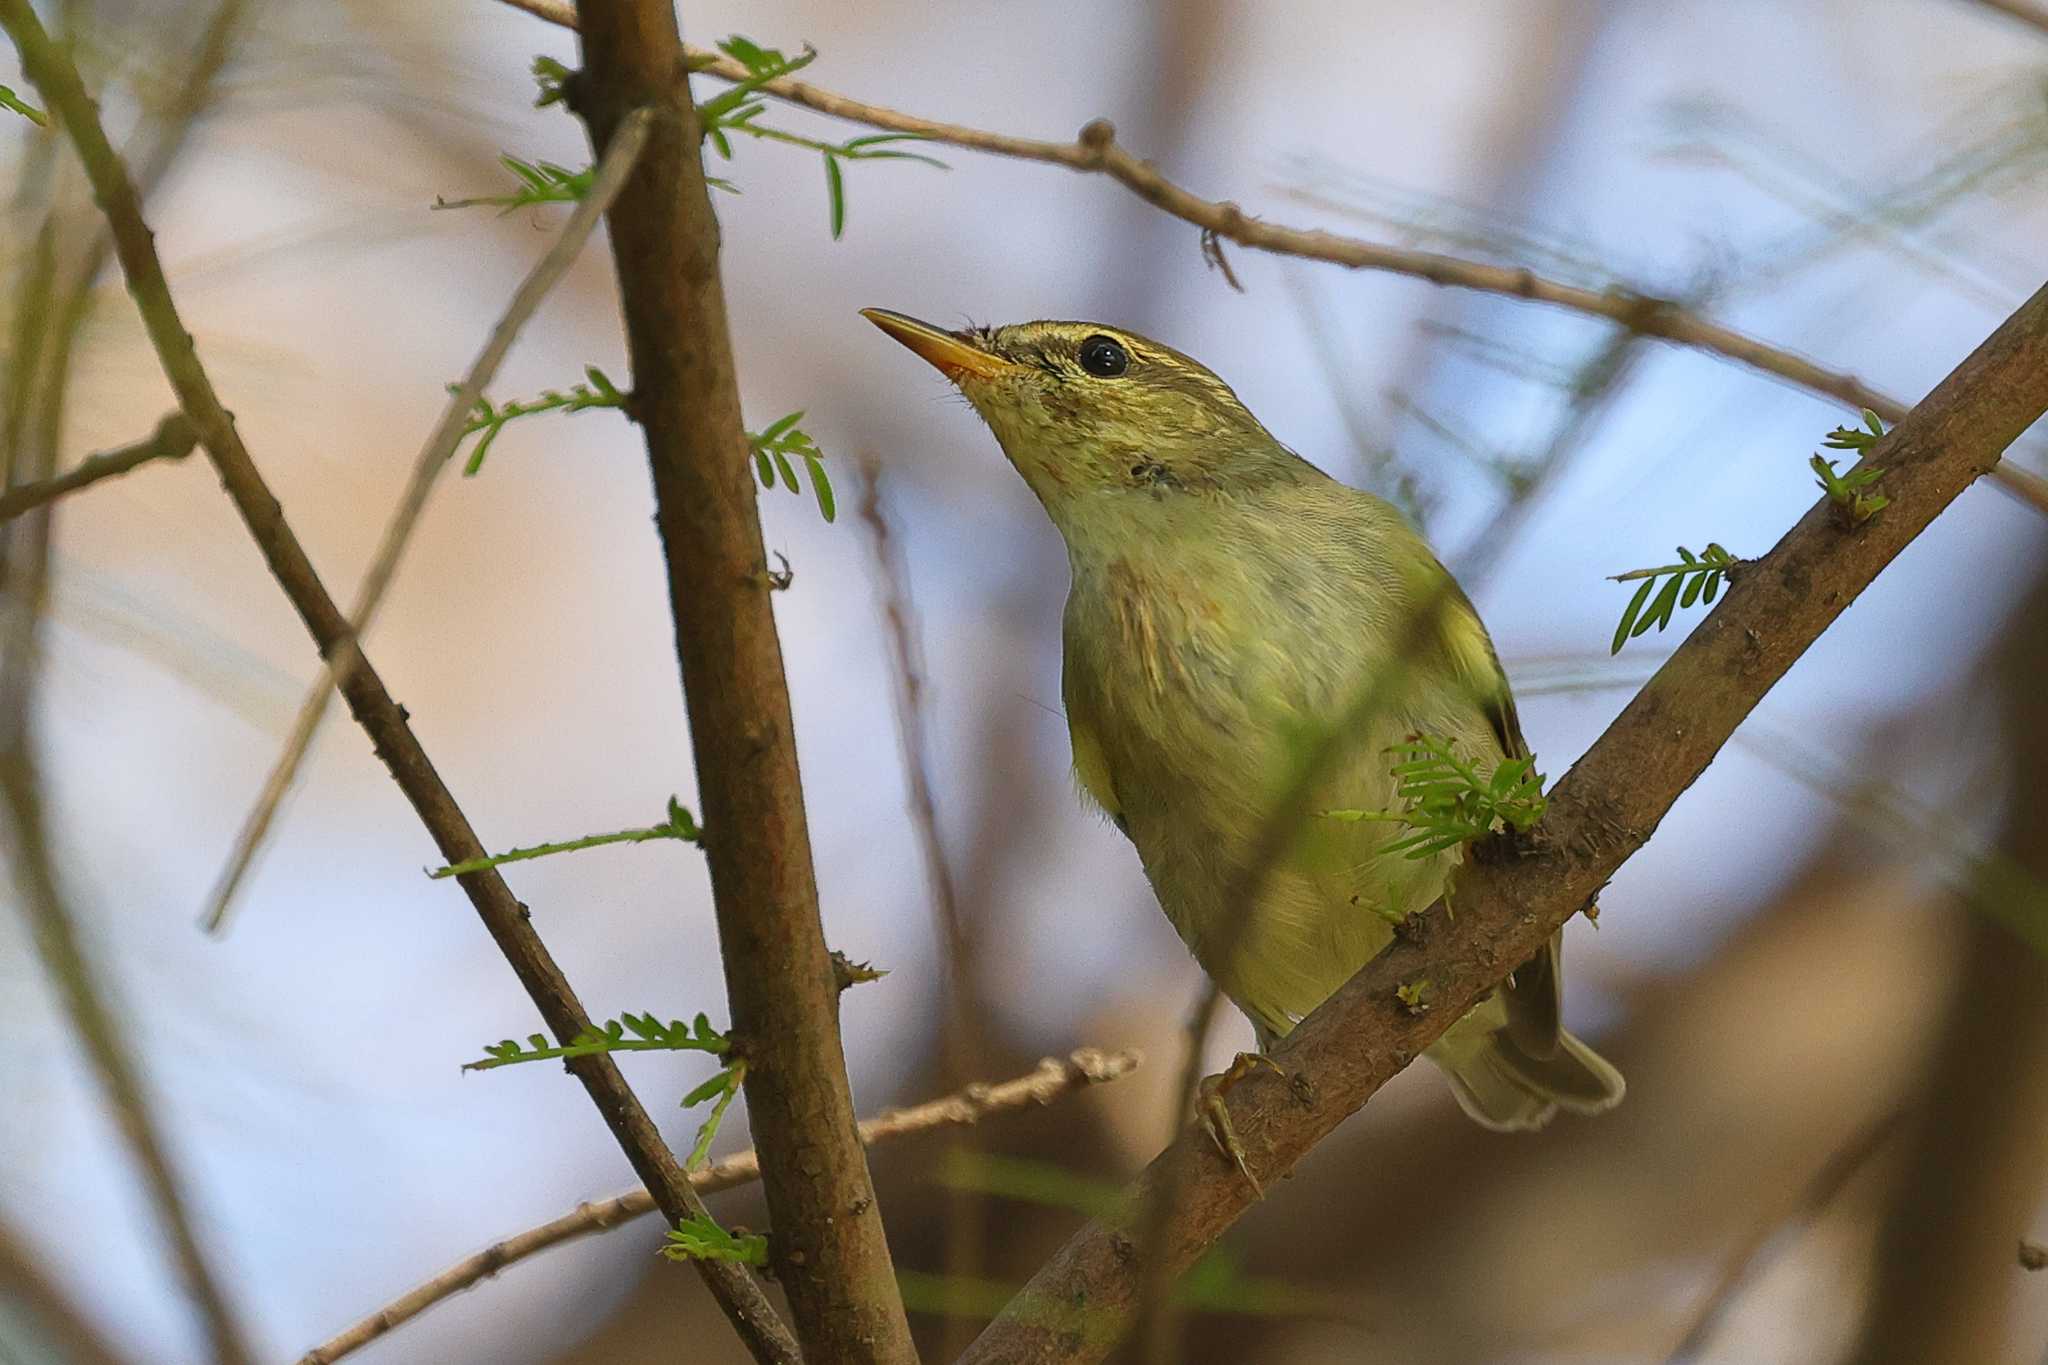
[568,5,915,1361]
[954,288,2048,1363]
[0,412,194,522]
[300,1050,1140,1365]
[499,0,2048,515]
[0,7,797,1360]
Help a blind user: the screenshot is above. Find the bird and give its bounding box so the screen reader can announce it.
[863,308,1624,1139]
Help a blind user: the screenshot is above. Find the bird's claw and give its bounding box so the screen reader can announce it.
[1197,1051,1282,1197]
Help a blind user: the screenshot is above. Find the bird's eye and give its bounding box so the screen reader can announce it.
[1077,334,1129,378]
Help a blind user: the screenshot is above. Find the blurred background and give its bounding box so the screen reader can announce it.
[4,0,2048,1361]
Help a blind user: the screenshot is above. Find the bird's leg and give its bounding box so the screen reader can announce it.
[1196,1051,1283,1196]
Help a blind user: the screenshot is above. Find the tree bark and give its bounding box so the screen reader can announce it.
[568,6,917,1361]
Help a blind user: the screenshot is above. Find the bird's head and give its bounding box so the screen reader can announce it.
[862,310,1309,515]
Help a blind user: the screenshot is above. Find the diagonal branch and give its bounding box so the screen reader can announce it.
[0,1216,137,1365]
[565,4,915,1359]
[0,7,799,1362]
[955,285,2048,1363]
[498,0,2048,516]
[299,1050,1140,1365]
[197,106,654,935]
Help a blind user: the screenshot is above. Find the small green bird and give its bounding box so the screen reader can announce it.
[864,308,1623,1132]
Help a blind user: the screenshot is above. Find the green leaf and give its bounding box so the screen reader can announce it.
[1638,572,1683,636]
[0,84,47,126]
[680,1071,732,1108]
[824,152,846,238]
[662,1214,768,1266]
[1612,577,1655,655]
[804,453,837,523]
[757,410,803,443]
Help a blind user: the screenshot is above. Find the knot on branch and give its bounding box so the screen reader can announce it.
[1077,118,1116,159]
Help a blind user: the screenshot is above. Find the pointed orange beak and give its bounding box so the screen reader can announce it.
[861,308,1021,382]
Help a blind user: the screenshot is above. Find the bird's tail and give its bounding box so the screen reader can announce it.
[1427,1013,1625,1133]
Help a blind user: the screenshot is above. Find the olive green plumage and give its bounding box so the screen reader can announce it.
[866,310,1623,1130]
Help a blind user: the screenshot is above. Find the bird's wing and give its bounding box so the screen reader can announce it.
[1426,569,1529,761]
[1421,562,1564,1056]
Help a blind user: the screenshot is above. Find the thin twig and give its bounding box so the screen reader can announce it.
[197,107,654,935]
[499,0,2048,515]
[0,413,195,522]
[568,5,914,1358]
[855,454,992,1342]
[953,286,2048,1363]
[0,12,253,1361]
[298,1050,1140,1365]
[1664,1107,1907,1363]
[0,9,799,1360]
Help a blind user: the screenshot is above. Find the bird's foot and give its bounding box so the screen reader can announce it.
[1196,1051,1282,1197]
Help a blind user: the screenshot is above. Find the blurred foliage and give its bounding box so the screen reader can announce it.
[892,1153,1352,1325]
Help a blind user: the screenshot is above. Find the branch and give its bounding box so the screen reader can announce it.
[0,412,194,522]
[499,0,2048,516]
[566,5,914,1358]
[197,106,654,935]
[298,1050,1140,1365]
[954,287,2048,1363]
[0,7,797,1360]
[0,1216,136,1365]
[855,454,994,1351]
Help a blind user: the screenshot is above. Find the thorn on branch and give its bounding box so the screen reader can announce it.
[1200,224,1245,293]
[831,950,887,992]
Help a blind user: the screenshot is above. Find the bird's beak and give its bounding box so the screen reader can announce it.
[861,308,1021,382]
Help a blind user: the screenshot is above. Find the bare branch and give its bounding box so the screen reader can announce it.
[953,287,2048,1363]
[0,413,195,522]
[566,4,913,1359]
[299,1050,1140,1365]
[0,8,796,1359]
[854,455,994,1345]
[198,107,654,935]
[497,0,2048,516]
